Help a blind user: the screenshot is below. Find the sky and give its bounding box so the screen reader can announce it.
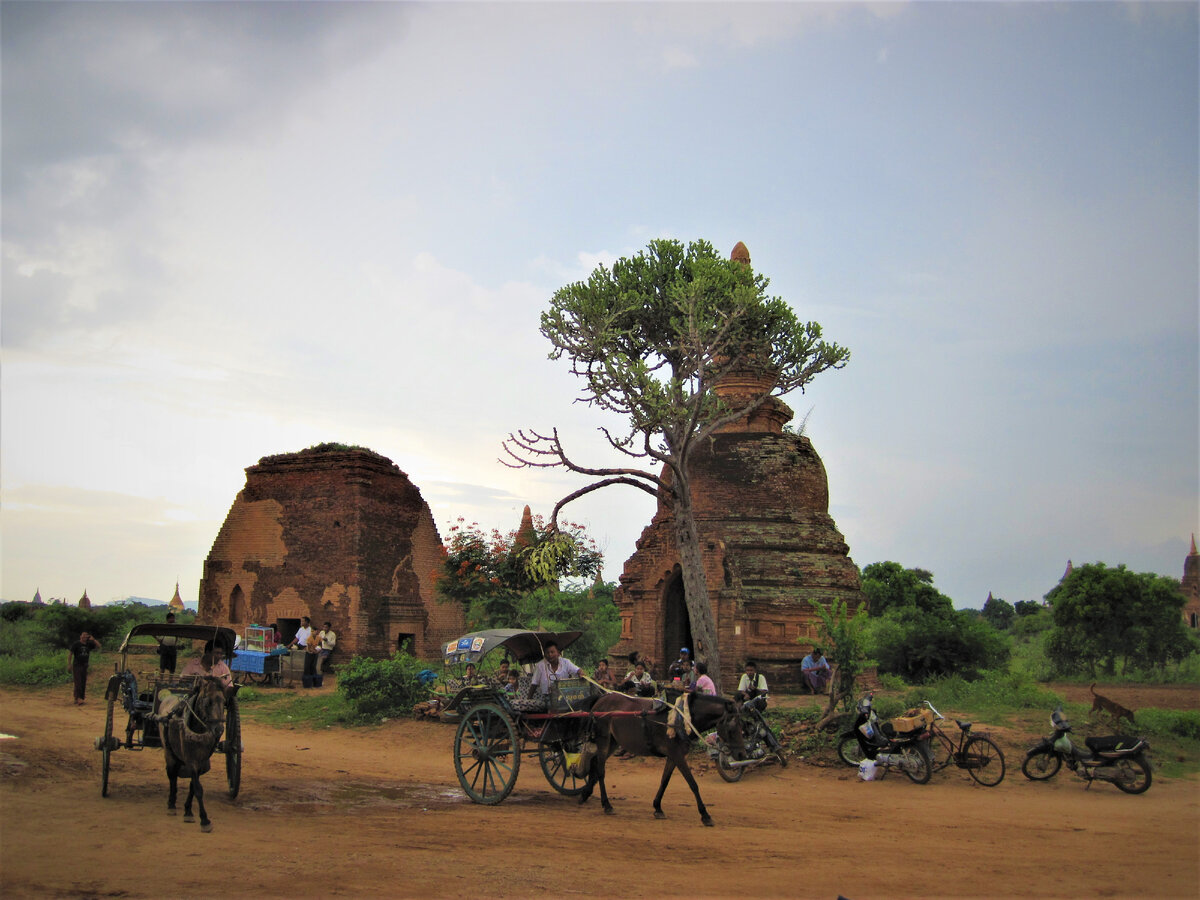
[2,1,1196,612]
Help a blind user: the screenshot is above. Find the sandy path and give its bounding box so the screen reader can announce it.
[1,685,1197,899]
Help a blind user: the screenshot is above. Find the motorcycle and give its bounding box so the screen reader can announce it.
[1021,707,1152,794]
[711,694,788,781]
[836,693,934,784]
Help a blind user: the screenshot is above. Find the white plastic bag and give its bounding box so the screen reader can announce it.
[857,759,877,781]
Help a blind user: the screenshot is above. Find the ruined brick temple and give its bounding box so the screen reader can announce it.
[611,242,867,691]
[199,447,463,659]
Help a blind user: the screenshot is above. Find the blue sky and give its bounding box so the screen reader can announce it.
[2,1,1196,610]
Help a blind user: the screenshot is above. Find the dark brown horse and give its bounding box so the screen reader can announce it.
[579,691,744,826]
[156,677,234,832]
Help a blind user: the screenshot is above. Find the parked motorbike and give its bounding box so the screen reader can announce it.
[1021,707,1152,794]
[711,694,788,781]
[836,693,934,784]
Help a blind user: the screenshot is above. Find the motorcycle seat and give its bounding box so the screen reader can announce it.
[1085,735,1144,755]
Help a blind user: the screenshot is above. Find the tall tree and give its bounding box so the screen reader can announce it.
[860,561,955,618]
[1045,562,1193,676]
[503,239,849,689]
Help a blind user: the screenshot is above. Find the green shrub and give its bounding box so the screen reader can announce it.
[0,651,76,685]
[337,651,435,721]
[1134,708,1200,741]
[902,670,1062,715]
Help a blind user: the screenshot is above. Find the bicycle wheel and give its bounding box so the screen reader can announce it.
[716,748,744,782]
[538,739,588,796]
[901,741,932,784]
[1111,755,1152,795]
[837,734,867,767]
[454,703,520,805]
[1021,749,1061,781]
[962,736,1006,787]
[929,728,955,771]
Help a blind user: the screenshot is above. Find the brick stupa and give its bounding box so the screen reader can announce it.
[199,446,463,658]
[611,242,867,690]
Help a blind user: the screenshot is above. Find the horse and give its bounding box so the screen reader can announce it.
[579,691,745,827]
[156,677,235,832]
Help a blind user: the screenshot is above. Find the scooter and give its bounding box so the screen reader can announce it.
[1021,707,1152,794]
[711,694,788,781]
[836,693,934,784]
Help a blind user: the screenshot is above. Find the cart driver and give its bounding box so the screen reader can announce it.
[529,641,581,703]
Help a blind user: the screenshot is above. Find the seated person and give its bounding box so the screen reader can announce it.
[181,640,233,687]
[463,662,479,684]
[594,658,616,690]
[666,647,692,681]
[736,660,768,708]
[620,661,656,697]
[801,647,832,694]
[493,659,511,688]
[530,642,582,706]
[502,670,521,694]
[689,661,716,695]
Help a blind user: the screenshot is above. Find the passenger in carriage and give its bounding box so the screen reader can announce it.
[464,662,479,684]
[530,641,581,703]
[502,670,520,694]
[494,659,510,687]
[181,641,233,687]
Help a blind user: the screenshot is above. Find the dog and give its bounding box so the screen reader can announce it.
[1089,683,1136,728]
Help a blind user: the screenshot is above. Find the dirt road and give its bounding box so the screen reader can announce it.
[2,685,1197,899]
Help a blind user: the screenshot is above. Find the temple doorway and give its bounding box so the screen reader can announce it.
[663,570,693,674]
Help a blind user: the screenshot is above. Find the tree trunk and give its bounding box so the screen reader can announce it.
[669,491,723,694]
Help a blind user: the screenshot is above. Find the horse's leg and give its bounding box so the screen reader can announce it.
[182,771,196,823]
[595,741,613,815]
[193,774,212,833]
[579,732,605,805]
[652,756,676,820]
[672,751,713,827]
[165,757,178,816]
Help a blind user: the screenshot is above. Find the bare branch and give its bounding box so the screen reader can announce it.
[548,477,660,530]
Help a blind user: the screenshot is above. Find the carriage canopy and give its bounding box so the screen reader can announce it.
[442,629,582,666]
[118,623,238,657]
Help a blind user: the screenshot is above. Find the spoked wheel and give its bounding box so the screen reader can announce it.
[538,738,589,796]
[224,700,242,799]
[962,736,1006,787]
[100,697,115,797]
[716,748,744,783]
[901,741,933,784]
[929,732,955,771]
[837,734,867,767]
[454,704,520,805]
[1111,755,1152,795]
[1021,749,1061,781]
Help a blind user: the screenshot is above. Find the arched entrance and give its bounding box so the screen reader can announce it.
[229,585,246,624]
[662,569,693,674]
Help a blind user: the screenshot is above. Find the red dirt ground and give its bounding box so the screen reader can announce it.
[1,684,1196,899]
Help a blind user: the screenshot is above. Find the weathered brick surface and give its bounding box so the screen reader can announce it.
[199,448,463,660]
[613,432,867,691]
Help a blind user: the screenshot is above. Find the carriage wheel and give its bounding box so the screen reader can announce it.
[100,697,114,797]
[224,700,242,799]
[538,738,589,796]
[454,703,520,805]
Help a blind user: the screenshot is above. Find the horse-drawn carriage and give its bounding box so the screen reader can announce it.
[441,629,744,825]
[94,623,242,800]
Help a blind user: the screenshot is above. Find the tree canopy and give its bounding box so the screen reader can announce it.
[503,239,849,689]
[860,561,955,618]
[1045,562,1194,676]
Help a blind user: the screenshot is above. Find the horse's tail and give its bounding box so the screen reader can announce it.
[1089,682,1097,697]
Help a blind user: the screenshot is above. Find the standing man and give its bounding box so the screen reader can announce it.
[317,622,336,676]
[530,641,581,705]
[67,631,101,705]
[290,616,312,652]
[800,647,832,695]
[158,612,179,674]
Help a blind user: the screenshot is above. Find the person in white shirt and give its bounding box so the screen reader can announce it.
[290,617,312,651]
[317,622,336,674]
[530,642,581,702]
[736,660,768,705]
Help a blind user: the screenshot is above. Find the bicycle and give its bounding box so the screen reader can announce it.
[922,700,1006,787]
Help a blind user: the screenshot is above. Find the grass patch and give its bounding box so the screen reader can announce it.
[901,670,1063,717]
[0,651,77,686]
[235,686,356,729]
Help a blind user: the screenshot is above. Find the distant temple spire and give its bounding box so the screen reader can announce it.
[78,589,91,610]
[1062,560,1074,581]
[169,582,185,613]
[515,505,536,548]
[32,587,42,604]
[1190,534,1198,556]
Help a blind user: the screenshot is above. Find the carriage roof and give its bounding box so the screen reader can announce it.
[118,623,237,656]
[442,629,582,666]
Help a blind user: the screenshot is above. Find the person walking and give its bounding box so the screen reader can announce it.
[67,631,101,705]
